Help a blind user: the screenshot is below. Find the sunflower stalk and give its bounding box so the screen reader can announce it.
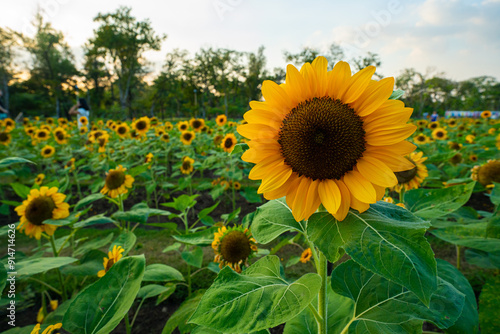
[49,235,68,301]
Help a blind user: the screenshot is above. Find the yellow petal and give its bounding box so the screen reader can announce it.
[351,77,394,117]
[248,155,284,180]
[328,61,351,100]
[311,56,328,96]
[365,124,417,146]
[332,180,351,221]
[342,66,376,103]
[261,80,293,114]
[343,170,377,203]
[258,166,293,193]
[237,124,278,140]
[318,179,341,214]
[357,156,397,187]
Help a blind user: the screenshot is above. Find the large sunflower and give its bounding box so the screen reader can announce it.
[97,245,125,277]
[41,145,56,158]
[15,187,70,239]
[100,165,135,198]
[221,133,238,153]
[53,127,68,145]
[212,225,258,273]
[116,123,130,138]
[190,118,205,132]
[180,131,195,145]
[432,127,448,140]
[393,151,428,192]
[237,57,416,221]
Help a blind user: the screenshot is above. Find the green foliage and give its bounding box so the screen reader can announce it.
[162,291,205,334]
[16,256,78,278]
[143,264,184,282]
[479,276,500,333]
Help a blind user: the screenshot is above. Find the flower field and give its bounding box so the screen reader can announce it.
[1,58,500,334]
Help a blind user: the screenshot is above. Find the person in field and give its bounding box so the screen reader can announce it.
[0,89,9,120]
[69,98,90,129]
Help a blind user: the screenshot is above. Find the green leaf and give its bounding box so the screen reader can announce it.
[162,291,205,334]
[129,164,149,177]
[198,201,219,219]
[221,207,240,224]
[230,143,249,155]
[436,259,479,334]
[189,255,321,333]
[331,260,464,333]
[138,284,171,299]
[431,222,500,253]
[112,205,171,224]
[0,264,7,294]
[173,227,219,246]
[73,214,115,228]
[389,89,405,100]
[74,233,114,257]
[490,182,500,206]
[251,198,306,244]
[110,232,136,256]
[181,247,204,268]
[479,276,500,333]
[162,194,199,212]
[63,255,145,334]
[465,249,500,269]
[156,283,177,306]
[163,242,182,253]
[61,250,107,277]
[240,187,262,204]
[0,157,35,168]
[192,327,270,334]
[308,201,436,305]
[405,182,475,218]
[10,183,31,199]
[143,264,184,282]
[74,193,104,211]
[16,257,78,278]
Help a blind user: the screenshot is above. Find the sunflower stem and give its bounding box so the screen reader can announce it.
[50,235,68,301]
[317,251,328,334]
[72,169,82,200]
[456,245,461,270]
[130,298,145,328]
[124,312,132,334]
[28,277,62,295]
[187,264,192,297]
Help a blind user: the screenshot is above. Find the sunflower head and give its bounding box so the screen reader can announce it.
[393,151,428,192]
[177,121,189,131]
[35,173,45,185]
[180,156,195,175]
[413,133,428,145]
[233,181,241,190]
[190,118,205,131]
[432,128,447,140]
[0,131,11,145]
[471,160,500,187]
[133,117,150,135]
[41,145,56,158]
[116,123,130,137]
[465,134,475,144]
[221,133,238,153]
[481,110,492,119]
[101,165,134,198]
[97,245,125,277]
[79,116,88,126]
[448,141,462,150]
[180,131,195,145]
[80,126,88,134]
[160,133,170,142]
[450,153,463,165]
[428,121,439,130]
[35,129,50,141]
[15,187,69,239]
[447,118,457,127]
[212,226,257,273]
[299,248,312,263]
[216,114,227,126]
[65,158,76,171]
[237,56,416,221]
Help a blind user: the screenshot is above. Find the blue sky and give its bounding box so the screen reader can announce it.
[4,0,500,81]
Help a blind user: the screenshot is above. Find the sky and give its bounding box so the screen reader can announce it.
[3,0,500,82]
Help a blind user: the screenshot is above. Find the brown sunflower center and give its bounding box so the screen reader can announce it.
[192,120,202,129]
[105,170,125,190]
[118,126,127,134]
[416,135,426,142]
[136,121,147,131]
[25,196,56,226]
[44,148,52,155]
[0,132,8,142]
[219,230,251,264]
[183,133,193,141]
[182,161,192,170]
[224,138,234,149]
[478,160,500,186]
[105,258,116,271]
[436,131,444,138]
[56,133,65,140]
[162,134,169,140]
[450,153,462,164]
[180,124,188,131]
[394,160,418,184]
[38,132,47,138]
[278,97,366,181]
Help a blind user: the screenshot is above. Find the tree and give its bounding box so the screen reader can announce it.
[283,43,345,69]
[23,13,78,117]
[0,27,18,111]
[244,46,268,103]
[88,6,165,115]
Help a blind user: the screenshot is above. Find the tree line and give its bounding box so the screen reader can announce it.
[1,6,499,120]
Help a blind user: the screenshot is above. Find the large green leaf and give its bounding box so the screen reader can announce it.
[182,246,204,268]
[15,257,78,278]
[73,233,114,257]
[465,249,500,269]
[73,214,115,228]
[63,255,145,334]
[138,284,171,299]
[490,182,500,207]
[436,259,479,334]
[431,222,500,253]
[162,291,204,334]
[404,182,475,219]
[331,260,464,333]
[110,231,136,255]
[479,276,500,333]
[308,202,436,305]
[0,157,35,168]
[189,255,321,333]
[173,227,220,246]
[112,203,171,224]
[74,193,104,211]
[143,264,184,282]
[10,182,31,199]
[251,198,306,244]
[192,326,270,334]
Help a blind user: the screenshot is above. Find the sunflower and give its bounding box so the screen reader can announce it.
[150,116,159,127]
[489,128,496,135]
[64,158,76,171]
[164,121,174,131]
[100,165,135,198]
[177,120,189,132]
[471,160,500,187]
[428,121,439,130]
[58,118,68,127]
[78,115,88,127]
[212,226,257,273]
[233,181,241,190]
[35,129,50,141]
[106,119,114,128]
[23,117,29,126]
[30,323,63,334]
[237,57,416,221]
[449,153,463,165]
[448,141,462,150]
[383,196,394,203]
[145,152,154,164]
[221,133,237,153]
[469,154,478,163]
[25,126,36,136]
[180,131,195,145]
[97,245,125,277]
[180,156,194,175]
[213,134,224,146]
[481,110,492,119]
[299,248,313,263]
[46,117,55,126]
[447,118,458,127]
[393,151,428,192]
[115,123,130,138]
[35,174,45,185]
[155,127,165,137]
[41,124,52,132]
[190,118,205,132]
[15,187,70,239]
[465,134,475,144]
[216,114,227,126]
[79,126,88,135]
[160,133,170,143]
[53,127,68,145]
[0,131,11,145]
[432,127,448,140]
[133,116,150,136]
[416,119,428,127]
[41,145,56,158]
[413,133,429,145]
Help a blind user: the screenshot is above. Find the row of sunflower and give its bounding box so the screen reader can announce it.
[1,56,500,333]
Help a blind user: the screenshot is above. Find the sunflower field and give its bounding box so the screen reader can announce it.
[1,58,500,334]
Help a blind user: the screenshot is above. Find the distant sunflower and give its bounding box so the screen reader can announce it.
[416,119,428,127]
[100,165,134,198]
[177,121,189,132]
[489,128,496,135]
[46,117,55,126]
[300,248,312,263]
[155,127,165,137]
[2,118,14,132]
[58,118,68,127]
[41,145,55,158]
[150,116,159,127]
[469,154,478,163]
[30,323,62,334]
[0,132,11,145]
[65,158,76,171]
[53,127,68,144]
[80,126,88,134]
[22,117,29,126]
[190,118,205,132]
[213,134,224,146]
[35,173,45,185]
[15,187,70,239]
[180,131,195,145]
[447,118,458,127]
[160,133,170,143]
[449,153,463,165]
[471,159,500,187]
[97,245,125,277]
[116,123,130,138]
[79,116,88,127]
[393,151,428,192]
[432,127,447,140]
[133,117,150,136]
[180,156,194,174]
[221,133,237,153]
[216,114,227,126]
[145,152,154,164]
[448,141,462,150]
[237,57,416,221]
[35,129,50,141]
[465,134,475,144]
[232,181,241,190]
[428,121,439,130]
[212,225,257,273]
[164,121,174,131]
[481,110,492,119]
[25,126,36,136]
[413,133,429,145]
[106,119,114,128]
